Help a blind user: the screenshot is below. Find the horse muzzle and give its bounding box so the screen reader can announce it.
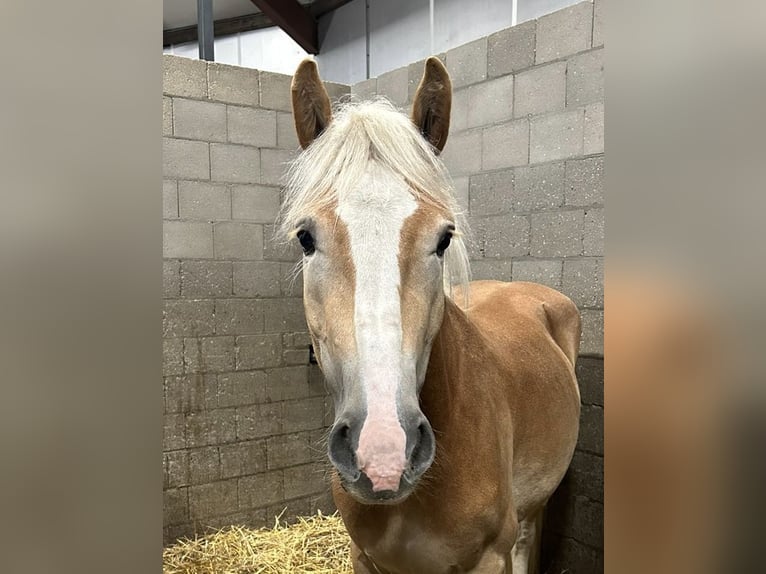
[328,412,436,504]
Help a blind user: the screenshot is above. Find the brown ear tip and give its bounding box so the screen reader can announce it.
[425,56,447,75]
[295,58,319,77]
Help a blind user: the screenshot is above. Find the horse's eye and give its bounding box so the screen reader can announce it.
[296,229,315,255]
[436,232,452,257]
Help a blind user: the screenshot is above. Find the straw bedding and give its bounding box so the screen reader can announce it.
[163,511,353,574]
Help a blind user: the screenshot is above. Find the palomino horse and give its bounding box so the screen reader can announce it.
[282,57,581,574]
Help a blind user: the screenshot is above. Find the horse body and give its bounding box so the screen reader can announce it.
[285,57,581,573]
[334,282,581,573]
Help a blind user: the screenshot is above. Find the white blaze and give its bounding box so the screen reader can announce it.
[336,162,417,492]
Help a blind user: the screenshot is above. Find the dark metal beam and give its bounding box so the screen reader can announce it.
[164,13,273,47]
[197,0,215,60]
[251,0,319,54]
[309,0,356,18]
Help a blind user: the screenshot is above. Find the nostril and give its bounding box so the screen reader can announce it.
[328,422,360,481]
[406,420,436,482]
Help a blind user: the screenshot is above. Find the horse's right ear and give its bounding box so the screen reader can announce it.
[291,59,332,149]
[411,57,452,154]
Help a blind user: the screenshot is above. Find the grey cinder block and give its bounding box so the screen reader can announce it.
[164,55,207,99]
[265,366,310,402]
[565,156,603,206]
[232,184,280,223]
[512,259,563,289]
[583,208,604,256]
[178,181,231,220]
[237,403,282,441]
[164,412,186,450]
[513,161,566,211]
[183,336,236,373]
[227,106,277,148]
[263,298,308,333]
[469,259,514,282]
[579,308,604,356]
[164,487,189,525]
[163,97,173,136]
[488,20,536,77]
[165,450,190,488]
[163,180,178,219]
[210,143,261,184]
[238,470,284,509]
[352,77,377,102]
[185,409,236,448]
[235,334,283,370]
[267,432,312,470]
[469,169,514,216]
[164,221,214,259]
[562,258,603,308]
[163,338,184,376]
[215,299,264,335]
[593,0,604,47]
[208,62,259,106]
[284,463,326,499]
[529,109,584,164]
[260,71,293,112]
[173,98,227,142]
[583,102,604,155]
[482,214,531,258]
[260,148,296,187]
[217,371,267,407]
[188,446,221,485]
[514,62,567,118]
[467,74,514,128]
[276,111,300,150]
[233,261,283,298]
[220,440,268,478]
[535,2,593,64]
[164,260,181,298]
[446,38,488,89]
[530,210,584,256]
[451,176,470,213]
[566,49,603,108]
[441,129,482,176]
[282,397,327,433]
[164,374,217,413]
[482,119,530,170]
[181,260,233,298]
[213,222,264,260]
[449,88,469,133]
[377,66,409,107]
[163,299,215,338]
[189,479,238,518]
[163,137,209,180]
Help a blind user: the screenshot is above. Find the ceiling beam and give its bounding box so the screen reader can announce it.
[163,12,272,47]
[251,0,319,54]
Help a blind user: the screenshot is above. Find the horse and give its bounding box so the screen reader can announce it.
[281,57,581,574]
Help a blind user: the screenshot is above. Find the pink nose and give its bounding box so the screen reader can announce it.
[356,417,406,492]
[364,470,402,492]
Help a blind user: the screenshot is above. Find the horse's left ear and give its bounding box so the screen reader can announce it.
[291,59,332,149]
[411,57,452,154]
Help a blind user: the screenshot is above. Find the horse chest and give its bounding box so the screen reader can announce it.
[352,511,502,574]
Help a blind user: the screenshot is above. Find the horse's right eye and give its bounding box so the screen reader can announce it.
[296,229,315,255]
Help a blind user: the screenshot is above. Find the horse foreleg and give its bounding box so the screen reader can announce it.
[350,540,387,574]
[510,508,543,574]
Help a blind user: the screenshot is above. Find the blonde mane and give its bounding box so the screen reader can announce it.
[279,98,471,297]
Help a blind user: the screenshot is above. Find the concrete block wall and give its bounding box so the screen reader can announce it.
[162,55,348,543]
[351,1,603,571]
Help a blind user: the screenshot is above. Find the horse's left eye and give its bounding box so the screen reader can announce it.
[436,232,452,257]
[297,229,315,255]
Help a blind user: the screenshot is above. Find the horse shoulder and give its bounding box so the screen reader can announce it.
[462,280,581,369]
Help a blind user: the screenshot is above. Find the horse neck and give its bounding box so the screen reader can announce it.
[420,297,487,429]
